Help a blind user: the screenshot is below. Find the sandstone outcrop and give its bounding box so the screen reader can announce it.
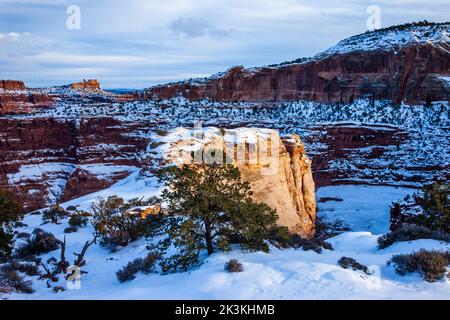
[165,128,316,238]
[71,79,101,90]
[0,80,25,91]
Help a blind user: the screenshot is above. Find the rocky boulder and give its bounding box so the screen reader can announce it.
[164,127,316,238]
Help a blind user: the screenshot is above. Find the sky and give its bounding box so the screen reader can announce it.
[0,0,448,89]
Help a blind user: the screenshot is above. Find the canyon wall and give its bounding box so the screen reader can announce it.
[147,43,449,104]
[0,117,149,211]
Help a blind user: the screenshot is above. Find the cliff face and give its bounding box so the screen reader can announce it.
[0,80,54,114]
[165,128,316,238]
[0,92,54,114]
[0,117,148,211]
[0,80,25,91]
[147,24,449,104]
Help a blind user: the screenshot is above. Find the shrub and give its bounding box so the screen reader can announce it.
[15,229,60,259]
[315,217,351,240]
[1,260,40,276]
[388,249,450,282]
[93,196,161,250]
[64,226,78,234]
[224,259,243,273]
[0,268,34,294]
[68,212,90,228]
[116,251,160,283]
[16,232,31,239]
[42,205,69,224]
[0,228,14,262]
[155,129,168,137]
[53,286,65,293]
[378,224,450,249]
[338,257,369,274]
[14,221,27,228]
[66,205,78,211]
[287,235,333,253]
[267,226,292,248]
[0,189,22,224]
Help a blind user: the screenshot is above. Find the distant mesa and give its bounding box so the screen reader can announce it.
[70,79,101,91]
[0,80,26,91]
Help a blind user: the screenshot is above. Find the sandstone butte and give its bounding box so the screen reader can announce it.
[70,79,101,90]
[0,80,26,91]
[165,128,316,238]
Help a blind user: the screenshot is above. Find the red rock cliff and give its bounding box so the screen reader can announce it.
[0,80,26,91]
[147,24,450,104]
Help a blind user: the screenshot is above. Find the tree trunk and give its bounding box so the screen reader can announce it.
[204,221,214,255]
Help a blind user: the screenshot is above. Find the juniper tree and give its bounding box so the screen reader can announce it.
[158,164,279,273]
[0,189,21,261]
[414,181,449,233]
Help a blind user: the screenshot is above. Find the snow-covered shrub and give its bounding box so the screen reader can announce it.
[116,251,160,283]
[378,224,450,249]
[16,232,31,239]
[1,260,40,276]
[66,205,78,211]
[224,259,243,273]
[41,205,69,224]
[388,249,450,282]
[338,257,369,274]
[15,229,60,259]
[0,268,34,294]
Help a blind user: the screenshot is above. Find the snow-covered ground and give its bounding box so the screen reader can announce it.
[317,185,415,234]
[4,178,449,300]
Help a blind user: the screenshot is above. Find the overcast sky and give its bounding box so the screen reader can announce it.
[0,0,448,88]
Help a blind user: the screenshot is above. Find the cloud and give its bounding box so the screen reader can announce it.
[169,16,230,38]
[0,32,51,57]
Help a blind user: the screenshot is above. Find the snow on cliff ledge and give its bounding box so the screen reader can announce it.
[319,23,449,57]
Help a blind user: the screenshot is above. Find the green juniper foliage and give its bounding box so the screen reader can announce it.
[92,196,162,250]
[41,205,69,224]
[0,189,21,261]
[413,182,449,233]
[158,164,279,273]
